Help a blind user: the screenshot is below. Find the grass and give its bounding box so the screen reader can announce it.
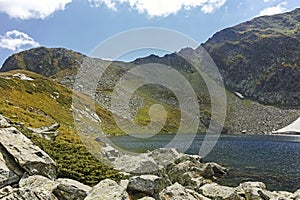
[0,70,123,185]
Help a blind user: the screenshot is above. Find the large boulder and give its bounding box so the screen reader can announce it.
[0,127,57,179]
[84,179,129,200]
[159,182,210,200]
[19,175,91,200]
[113,154,160,175]
[146,148,183,167]
[127,175,166,199]
[52,178,91,200]
[200,183,241,200]
[235,182,274,200]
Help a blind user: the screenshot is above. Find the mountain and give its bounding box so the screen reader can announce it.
[202,8,300,107]
[1,9,300,135]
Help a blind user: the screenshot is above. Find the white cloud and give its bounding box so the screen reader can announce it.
[88,0,227,17]
[0,30,40,52]
[0,0,72,20]
[259,2,288,16]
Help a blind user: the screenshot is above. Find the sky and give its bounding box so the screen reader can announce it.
[0,0,299,65]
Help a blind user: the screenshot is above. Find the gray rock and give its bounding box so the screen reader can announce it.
[0,127,57,179]
[159,182,210,200]
[235,182,274,200]
[0,115,10,128]
[0,152,20,189]
[26,123,60,141]
[84,179,129,200]
[1,187,58,200]
[272,191,294,200]
[147,148,182,167]
[113,154,160,175]
[294,189,300,200]
[19,175,58,192]
[0,186,13,197]
[200,162,228,179]
[137,197,155,200]
[200,183,241,200]
[53,178,92,200]
[127,175,165,199]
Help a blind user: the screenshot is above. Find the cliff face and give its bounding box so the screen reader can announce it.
[202,8,300,107]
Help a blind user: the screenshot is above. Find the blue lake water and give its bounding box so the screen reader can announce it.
[109,134,300,192]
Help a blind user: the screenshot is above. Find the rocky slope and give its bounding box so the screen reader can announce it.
[1,116,299,199]
[202,8,300,107]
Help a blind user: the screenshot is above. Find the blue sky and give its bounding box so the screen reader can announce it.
[0,0,299,65]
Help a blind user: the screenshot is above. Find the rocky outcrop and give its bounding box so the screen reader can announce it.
[25,123,60,141]
[0,127,57,179]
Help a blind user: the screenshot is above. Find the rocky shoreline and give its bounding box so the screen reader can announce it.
[0,114,299,199]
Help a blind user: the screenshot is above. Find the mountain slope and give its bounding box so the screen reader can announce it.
[202,8,300,106]
[0,70,122,185]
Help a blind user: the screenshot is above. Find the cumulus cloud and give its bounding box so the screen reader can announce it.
[0,30,40,52]
[259,2,288,16]
[88,0,227,17]
[0,0,72,20]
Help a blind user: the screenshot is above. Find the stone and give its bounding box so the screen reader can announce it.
[200,183,241,200]
[127,175,165,199]
[84,179,129,200]
[200,162,228,179]
[0,115,10,128]
[12,73,34,81]
[26,123,60,141]
[0,151,21,189]
[137,197,155,200]
[19,175,58,192]
[293,189,300,200]
[235,182,276,200]
[101,144,123,161]
[272,191,294,200]
[0,127,57,179]
[113,154,160,175]
[1,187,58,200]
[159,182,209,200]
[53,178,92,200]
[0,186,13,197]
[146,148,182,167]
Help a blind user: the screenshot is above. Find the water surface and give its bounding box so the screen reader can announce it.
[110,133,300,191]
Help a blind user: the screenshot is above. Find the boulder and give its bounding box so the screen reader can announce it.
[0,151,21,189]
[1,187,58,200]
[200,183,241,200]
[146,148,183,167]
[101,144,123,161]
[26,123,60,141]
[272,191,294,200]
[0,127,57,179]
[84,179,129,200]
[159,182,210,200]
[294,189,300,200]
[19,175,58,193]
[53,178,92,200]
[199,162,228,179]
[0,115,10,128]
[113,154,160,175]
[127,175,165,199]
[235,182,274,200]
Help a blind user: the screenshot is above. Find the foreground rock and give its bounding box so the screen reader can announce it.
[85,179,129,200]
[159,183,209,200]
[0,127,57,180]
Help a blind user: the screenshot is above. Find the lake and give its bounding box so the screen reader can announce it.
[109,133,300,192]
